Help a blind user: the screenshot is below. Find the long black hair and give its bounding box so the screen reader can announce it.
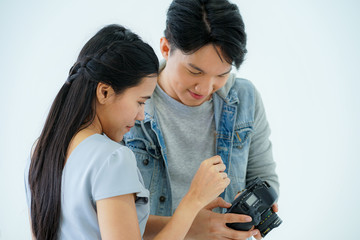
[28,24,159,240]
[165,0,247,69]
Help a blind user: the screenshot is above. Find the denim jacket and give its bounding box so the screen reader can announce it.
[123,71,279,216]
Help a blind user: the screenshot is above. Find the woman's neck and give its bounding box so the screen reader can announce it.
[65,115,102,164]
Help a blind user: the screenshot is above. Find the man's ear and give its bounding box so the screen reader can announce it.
[160,37,171,60]
[96,82,114,104]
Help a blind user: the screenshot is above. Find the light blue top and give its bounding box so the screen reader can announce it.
[24,134,149,239]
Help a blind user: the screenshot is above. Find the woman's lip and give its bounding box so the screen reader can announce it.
[188,90,205,100]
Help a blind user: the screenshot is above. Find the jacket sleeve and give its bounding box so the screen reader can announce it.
[246,87,280,195]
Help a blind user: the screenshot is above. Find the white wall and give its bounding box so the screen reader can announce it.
[1,0,359,239]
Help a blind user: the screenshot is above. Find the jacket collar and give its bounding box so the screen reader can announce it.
[216,72,239,104]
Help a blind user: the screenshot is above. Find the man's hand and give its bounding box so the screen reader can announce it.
[231,192,279,240]
[185,197,259,240]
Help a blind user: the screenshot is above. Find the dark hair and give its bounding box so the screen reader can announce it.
[164,0,247,69]
[28,24,159,240]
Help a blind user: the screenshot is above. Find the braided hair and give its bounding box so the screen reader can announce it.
[28,24,158,240]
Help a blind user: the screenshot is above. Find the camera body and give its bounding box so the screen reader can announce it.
[226,177,282,237]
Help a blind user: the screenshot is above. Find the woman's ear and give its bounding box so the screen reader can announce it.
[96,82,114,104]
[160,37,171,60]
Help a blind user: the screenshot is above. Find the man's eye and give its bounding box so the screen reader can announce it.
[188,70,202,75]
[218,74,228,78]
[138,102,145,106]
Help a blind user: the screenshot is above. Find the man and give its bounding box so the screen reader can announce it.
[124,0,279,239]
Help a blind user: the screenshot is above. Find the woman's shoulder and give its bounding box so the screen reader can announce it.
[81,133,129,151]
[70,134,136,170]
[99,134,134,157]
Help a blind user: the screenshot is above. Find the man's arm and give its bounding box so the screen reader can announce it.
[247,88,279,194]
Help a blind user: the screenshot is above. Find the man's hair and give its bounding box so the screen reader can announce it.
[164,0,247,69]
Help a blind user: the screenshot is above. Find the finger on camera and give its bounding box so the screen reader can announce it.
[249,227,261,239]
[206,197,232,209]
[224,213,253,223]
[223,228,258,240]
[253,230,262,240]
[272,203,279,212]
[234,192,241,200]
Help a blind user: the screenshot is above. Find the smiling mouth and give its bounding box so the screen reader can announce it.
[188,90,205,100]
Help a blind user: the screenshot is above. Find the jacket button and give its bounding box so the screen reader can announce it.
[143,159,149,165]
[159,196,166,202]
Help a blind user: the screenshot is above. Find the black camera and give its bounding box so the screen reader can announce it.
[226,177,282,237]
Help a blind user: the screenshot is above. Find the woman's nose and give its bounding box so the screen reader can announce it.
[135,108,145,121]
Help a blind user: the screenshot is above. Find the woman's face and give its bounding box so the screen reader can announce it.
[97,76,157,142]
[159,41,232,106]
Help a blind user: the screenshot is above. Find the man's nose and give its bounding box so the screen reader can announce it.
[194,78,214,95]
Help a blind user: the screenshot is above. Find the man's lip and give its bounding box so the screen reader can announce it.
[127,125,134,129]
[188,90,205,100]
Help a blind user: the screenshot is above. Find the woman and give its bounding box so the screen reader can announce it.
[24,24,230,240]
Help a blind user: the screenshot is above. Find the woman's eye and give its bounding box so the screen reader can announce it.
[138,102,145,106]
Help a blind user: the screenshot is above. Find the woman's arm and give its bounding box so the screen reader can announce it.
[97,194,142,240]
[97,194,200,240]
[152,155,230,240]
[152,194,201,240]
[98,156,230,240]
[143,215,170,240]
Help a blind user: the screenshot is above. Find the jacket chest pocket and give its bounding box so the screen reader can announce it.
[233,126,253,149]
[228,126,254,181]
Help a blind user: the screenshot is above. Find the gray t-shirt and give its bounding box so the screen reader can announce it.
[24,134,149,239]
[153,85,216,213]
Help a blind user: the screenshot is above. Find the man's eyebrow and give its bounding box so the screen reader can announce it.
[188,63,231,75]
[219,68,232,76]
[188,63,205,73]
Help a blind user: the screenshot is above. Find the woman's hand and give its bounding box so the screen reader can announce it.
[152,156,231,240]
[186,155,230,209]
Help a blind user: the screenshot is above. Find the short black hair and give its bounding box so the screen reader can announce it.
[164,0,247,69]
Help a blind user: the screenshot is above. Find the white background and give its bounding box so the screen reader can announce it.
[1,0,359,239]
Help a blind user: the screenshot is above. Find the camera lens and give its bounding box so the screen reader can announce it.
[257,208,282,237]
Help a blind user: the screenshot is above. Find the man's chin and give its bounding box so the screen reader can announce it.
[182,99,206,107]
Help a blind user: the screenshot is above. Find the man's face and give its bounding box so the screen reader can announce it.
[159,42,232,106]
